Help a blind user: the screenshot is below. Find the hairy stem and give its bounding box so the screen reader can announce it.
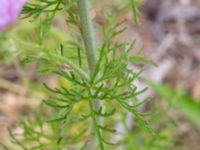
[77,0,98,77]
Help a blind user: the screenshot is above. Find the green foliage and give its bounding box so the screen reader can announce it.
[130,0,142,24]
[148,81,200,130]
[0,34,18,63]
[23,0,65,19]
[1,0,158,150]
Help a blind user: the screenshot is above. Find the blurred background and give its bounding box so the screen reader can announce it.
[0,0,200,149]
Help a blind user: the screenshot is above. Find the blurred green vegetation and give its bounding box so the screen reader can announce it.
[0,0,199,150]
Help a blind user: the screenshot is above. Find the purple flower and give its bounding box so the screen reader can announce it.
[0,0,27,30]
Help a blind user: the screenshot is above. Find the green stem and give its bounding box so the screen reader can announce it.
[52,54,90,81]
[88,100,104,149]
[77,1,101,148]
[77,0,98,77]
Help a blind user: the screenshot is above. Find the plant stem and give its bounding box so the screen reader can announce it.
[52,54,90,81]
[88,100,104,149]
[77,0,101,148]
[77,0,98,77]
